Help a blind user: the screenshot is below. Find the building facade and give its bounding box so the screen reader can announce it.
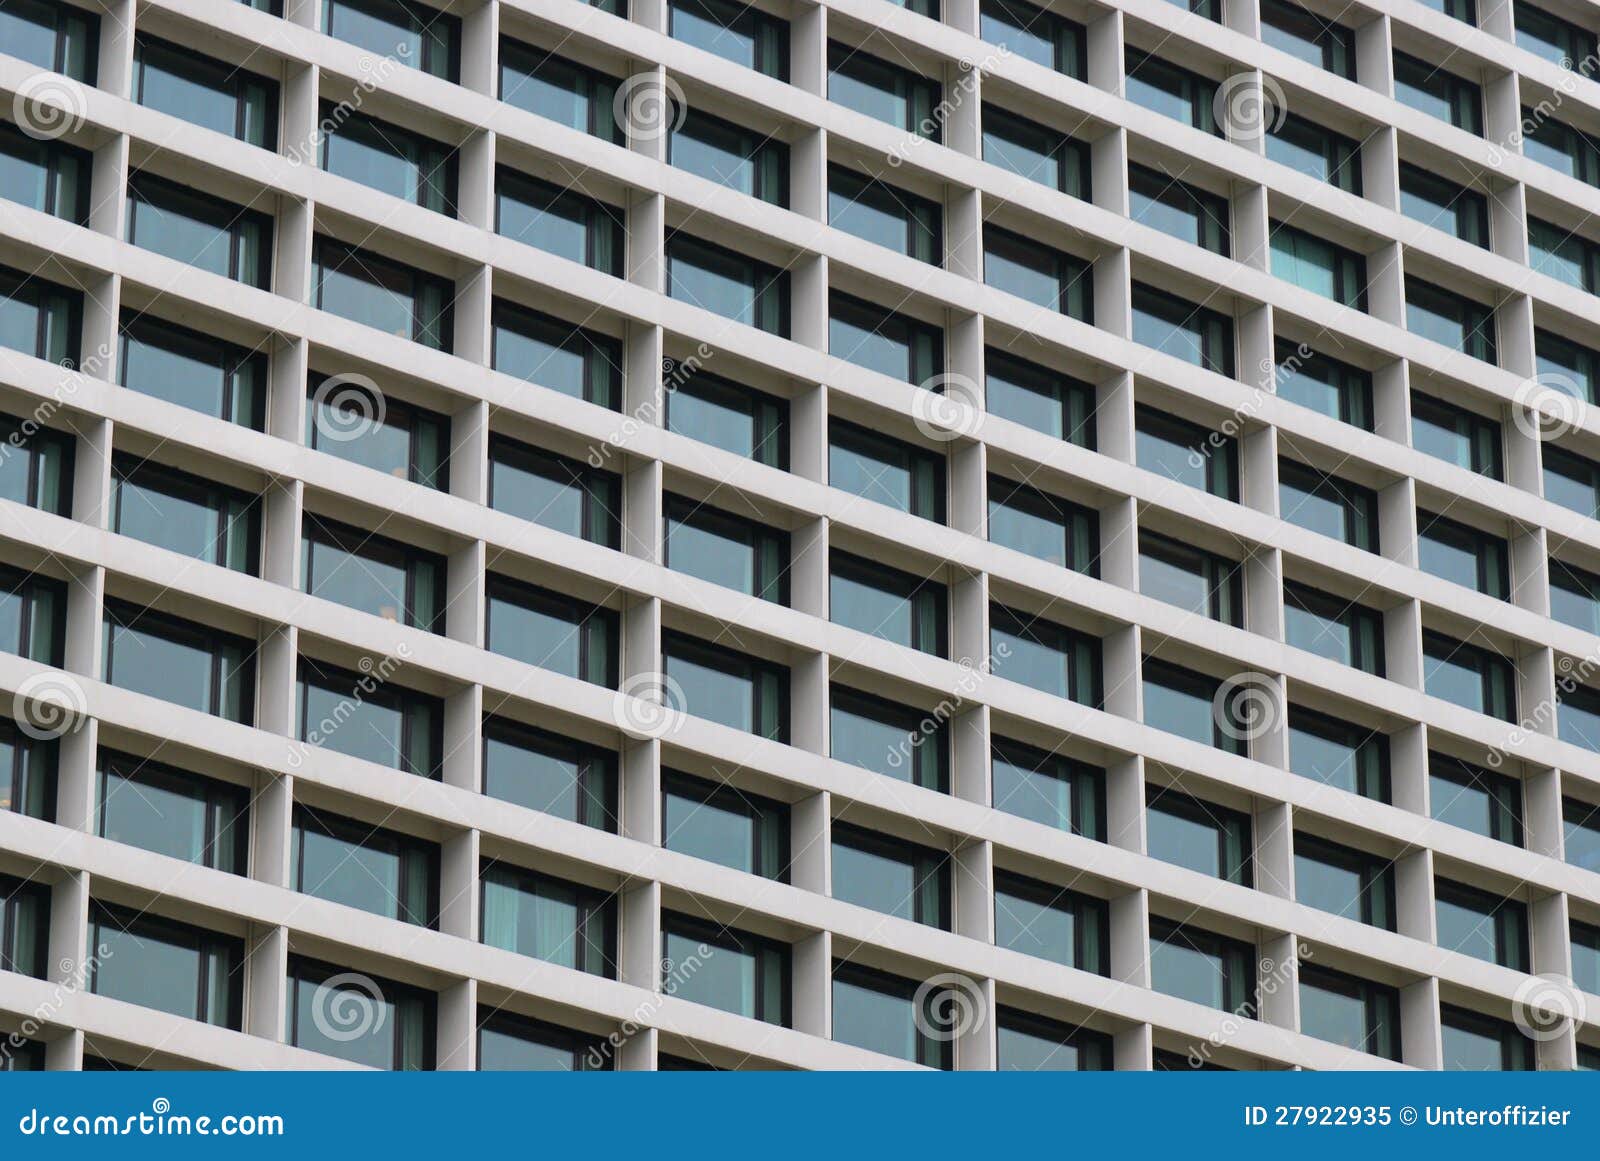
[0,0,1599,1071]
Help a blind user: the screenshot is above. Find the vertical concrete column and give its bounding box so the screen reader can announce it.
[251,770,294,889]
[1354,14,1394,98]
[947,186,983,281]
[69,416,111,532]
[951,703,989,808]
[54,719,96,835]
[245,925,289,1043]
[1529,891,1578,1069]
[1244,547,1283,642]
[460,0,500,97]
[790,383,827,485]
[1370,358,1409,446]
[44,1032,83,1072]
[793,929,832,1039]
[945,63,981,160]
[446,539,487,651]
[791,254,829,353]
[1367,240,1405,326]
[1389,721,1429,818]
[1233,184,1270,271]
[1518,647,1556,745]
[1086,10,1124,96]
[1361,127,1401,214]
[1399,976,1443,1069]
[442,684,484,794]
[1110,887,1150,988]
[1239,418,1279,518]
[1103,624,1142,722]
[1497,294,1536,385]
[1098,370,1136,464]
[1523,765,1564,861]
[1394,845,1436,946]
[61,565,103,683]
[1485,70,1523,154]
[622,437,663,563]
[1378,475,1418,570]
[1114,1023,1152,1070]
[437,978,478,1070]
[453,266,495,370]
[790,518,828,624]
[260,476,305,591]
[1490,179,1528,265]
[439,830,481,942]
[621,737,661,847]
[1511,524,1549,618]
[952,838,992,944]
[1255,801,1294,900]
[1106,755,1146,854]
[620,880,662,990]
[1257,931,1300,1032]
[791,129,826,223]
[449,399,491,508]
[47,869,89,998]
[267,336,309,445]
[792,2,827,97]
[96,0,135,100]
[957,977,997,1070]
[790,651,829,757]
[619,1027,658,1071]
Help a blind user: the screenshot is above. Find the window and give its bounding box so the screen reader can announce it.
[324,0,459,80]
[481,862,617,977]
[989,476,1098,574]
[663,914,789,1025]
[1522,110,1600,187]
[994,870,1108,973]
[305,375,447,488]
[985,350,1095,448]
[981,106,1091,199]
[118,314,264,428]
[486,575,617,688]
[133,35,277,149]
[984,226,1092,321]
[0,264,80,365]
[831,823,949,928]
[1417,511,1508,599]
[1573,921,1600,995]
[1537,330,1600,405]
[669,0,787,77]
[830,686,947,792]
[289,956,435,1069]
[1529,219,1600,295]
[665,369,787,467]
[292,806,437,926]
[1136,406,1238,499]
[1568,799,1600,871]
[96,751,248,875]
[832,962,950,1068]
[829,419,945,522]
[666,496,788,602]
[496,168,624,276]
[669,109,788,207]
[827,166,941,264]
[1289,708,1389,799]
[1423,631,1514,722]
[1266,114,1362,194]
[992,739,1104,838]
[478,1010,606,1071]
[0,121,89,223]
[1128,164,1229,255]
[1441,1005,1534,1070]
[0,720,57,821]
[1294,833,1395,928]
[1394,53,1482,135]
[1259,0,1354,77]
[1560,682,1600,751]
[103,600,254,724]
[1149,919,1254,1012]
[0,873,48,978]
[1269,223,1366,308]
[1421,0,1476,20]
[1516,4,1598,69]
[1284,583,1383,674]
[1408,275,1491,361]
[321,106,456,215]
[980,0,1085,77]
[313,238,452,351]
[0,564,61,666]
[830,552,945,655]
[1147,785,1252,884]
[828,43,940,138]
[1278,459,1378,551]
[1544,444,1600,519]
[1131,284,1235,377]
[1139,532,1242,626]
[666,232,788,336]
[499,40,621,144]
[1399,163,1489,247]
[1552,557,1600,635]
[997,1009,1111,1070]
[1143,659,1248,754]
[991,605,1100,706]
[1435,879,1528,970]
[302,514,444,630]
[0,0,97,81]
[1411,394,1502,478]
[1430,753,1522,846]
[662,769,788,879]
[0,1041,42,1071]
[492,300,622,410]
[830,292,942,385]
[0,410,72,515]
[483,718,617,831]
[111,456,258,574]
[89,904,241,1027]
[297,658,442,777]
[1124,50,1218,134]
[488,436,619,548]
[662,631,788,741]
[1299,965,1400,1060]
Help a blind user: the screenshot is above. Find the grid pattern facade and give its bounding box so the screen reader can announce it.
[0,0,1599,1071]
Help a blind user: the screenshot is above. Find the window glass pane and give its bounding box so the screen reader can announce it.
[301,676,407,768]
[832,972,919,1062]
[663,784,757,873]
[1151,932,1230,1008]
[833,838,916,920]
[666,646,754,733]
[104,618,214,712]
[1147,799,1224,877]
[994,883,1077,966]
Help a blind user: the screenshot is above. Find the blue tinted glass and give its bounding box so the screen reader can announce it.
[93,925,206,1021]
[664,789,754,872]
[1290,725,1361,792]
[833,841,915,919]
[1295,851,1362,917]
[297,825,402,918]
[667,516,755,593]
[1151,937,1227,1008]
[1147,804,1221,876]
[305,538,408,621]
[1285,602,1353,665]
[105,622,213,711]
[488,594,582,676]
[301,679,405,768]
[116,478,221,563]
[1144,677,1214,744]
[994,888,1075,965]
[668,651,753,732]
[832,975,916,1061]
